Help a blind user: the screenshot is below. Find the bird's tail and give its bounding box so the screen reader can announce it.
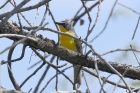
[74,65,82,85]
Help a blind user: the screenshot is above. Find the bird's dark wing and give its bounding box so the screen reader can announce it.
[73,32,83,54]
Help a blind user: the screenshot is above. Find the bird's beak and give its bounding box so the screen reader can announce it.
[55,22,61,25]
[55,22,65,25]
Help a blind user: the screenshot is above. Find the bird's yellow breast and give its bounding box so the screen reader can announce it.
[60,31,77,51]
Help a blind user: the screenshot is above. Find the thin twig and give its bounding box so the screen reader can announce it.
[0,0,10,9]
[12,0,23,33]
[101,48,140,56]
[81,1,92,22]
[27,55,50,70]
[55,58,59,91]
[1,44,26,65]
[7,42,21,91]
[89,0,118,42]
[28,88,32,93]
[73,0,103,26]
[94,52,132,92]
[0,0,51,20]
[33,55,55,93]
[90,0,101,32]
[29,51,34,63]
[118,3,140,15]
[40,74,56,93]
[130,45,140,66]
[10,0,32,26]
[7,63,21,90]
[72,1,87,23]
[46,4,60,90]
[112,66,129,93]
[47,3,59,31]
[82,71,91,93]
[32,48,73,93]
[132,16,140,40]
[20,63,45,88]
[84,0,101,41]
[39,66,72,93]
[39,4,48,26]
[83,67,136,91]
[84,19,91,54]
[0,0,30,26]
[94,56,106,93]
[33,5,40,26]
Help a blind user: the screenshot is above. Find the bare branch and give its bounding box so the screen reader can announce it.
[0,0,51,19]
[83,67,139,92]
[1,23,140,81]
[1,44,27,65]
[0,0,30,26]
[0,86,27,93]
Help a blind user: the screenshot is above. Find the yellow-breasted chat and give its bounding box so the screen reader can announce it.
[56,20,82,87]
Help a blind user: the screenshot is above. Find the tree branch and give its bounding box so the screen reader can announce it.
[0,21,140,81]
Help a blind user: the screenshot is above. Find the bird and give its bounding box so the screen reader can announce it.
[56,20,82,88]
